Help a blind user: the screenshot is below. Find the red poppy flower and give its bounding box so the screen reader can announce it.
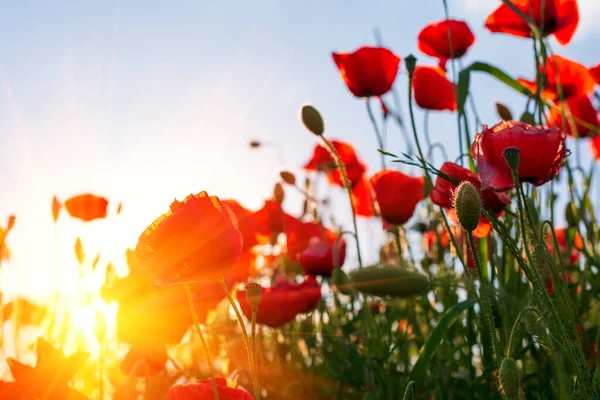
[370,169,425,225]
[223,200,258,251]
[237,277,321,328]
[3,338,89,400]
[332,46,401,98]
[299,236,346,277]
[546,227,583,264]
[485,0,579,45]
[413,66,456,111]
[431,162,511,237]
[135,192,242,285]
[418,19,475,61]
[547,95,599,138]
[164,377,254,400]
[518,56,596,101]
[252,199,298,244]
[286,221,337,261]
[591,63,600,84]
[64,194,108,222]
[120,346,167,377]
[592,136,600,159]
[472,120,568,191]
[351,176,378,217]
[304,140,366,188]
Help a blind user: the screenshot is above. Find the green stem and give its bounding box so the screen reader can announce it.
[366,99,386,169]
[184,283,219,400]
[467,231,501,368]
[251,309,260,396]
[407,64,433,188]
[219,279,260,398]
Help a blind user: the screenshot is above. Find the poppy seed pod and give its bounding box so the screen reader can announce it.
[300,104,324,136]
[405,54,417,75]
[503,147,520,171]
[499,358,520,400]
[453,182,482,232]
[244,283,262,309]
[280,171,296,185]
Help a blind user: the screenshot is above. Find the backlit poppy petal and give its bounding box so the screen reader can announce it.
[418,19,475,60]
[332,46,401,98]
[370,169,425,225]
[547,95,600,138]
[413,66,456,111]
[64,194,109,222]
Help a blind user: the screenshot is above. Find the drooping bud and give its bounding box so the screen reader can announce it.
[245,283,262,309]
[499,358,520,400]
[503,146,520,171]
[279,171,296,185]
[453,182,482,232]
[405,54,417,75]
[299,104,324,136]
[519,111,535,125]
[495,102,513,120]
[249,140,261,148]
[565,201,578,227]
[274,182,285,204]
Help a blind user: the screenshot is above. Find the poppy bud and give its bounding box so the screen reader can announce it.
[249,140,261,148]
[453,182,482,232]
[6,215,15,231]
[300,104,324,136]
[52,195,62,222]
[495,102,513,120]
[332,268,353,295]
[274,183,285,204]
[279,171,296,185]
[244,283,262,310]
[499,358,520,400]
[503,147,520,171]
[565,201,578,227]
[405,54,417,75]
[348,266,429,298]
[75,237,85,265]
[519,111,535,125]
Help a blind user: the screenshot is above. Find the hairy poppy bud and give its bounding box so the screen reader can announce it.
[503,147,520,171]
[244,283,262,309]
[495,102,513,120]
[348,265,429,298]
[405,54,417,75]
[332,268,354,295]
[565,201,578,227]
[274,183,285,204]
[499,358,520,400]
[249,140,261,148]
[519,111,535,125]
[453,182,482,232]
[279,171,296,185]
[300,104,324,136]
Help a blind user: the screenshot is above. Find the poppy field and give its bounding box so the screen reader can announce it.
[2,1,600,399]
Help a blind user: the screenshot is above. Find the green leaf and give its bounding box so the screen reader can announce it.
[408,299,476,383]
[457,61,535,113]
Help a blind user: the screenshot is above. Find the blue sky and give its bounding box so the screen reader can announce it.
[1,0,599,298]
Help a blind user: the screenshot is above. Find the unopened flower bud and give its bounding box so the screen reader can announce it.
[245,283,262,309]
[300,104,324,136]
[499,358,520,400]
[249,140,261,148]
[495,102,513,120]
[453,182,482,232]
[565,201,578,227]
[503,147,520,171]
[405,54,417,75]
[279,171,296,185]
